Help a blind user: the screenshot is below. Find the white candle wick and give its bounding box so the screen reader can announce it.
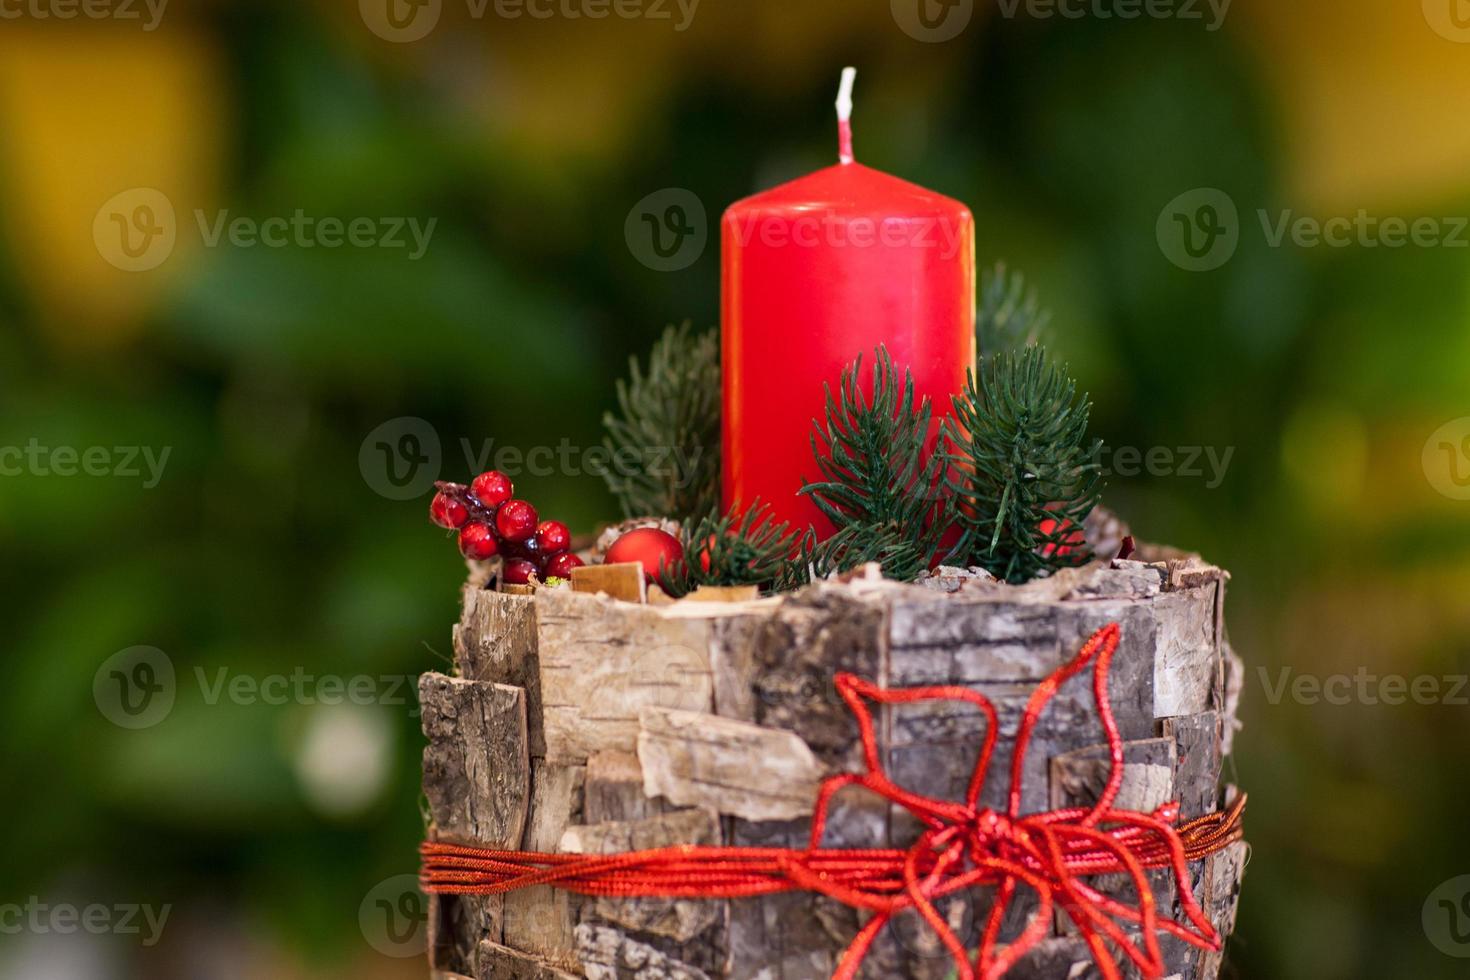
[836,67,856,165]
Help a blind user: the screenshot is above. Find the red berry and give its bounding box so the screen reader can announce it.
[430,492,469,529]
[496,499,538,542]
[458,522,499,561]
[470,471,514,509]
[535,520,571,553]
[502,558,539,585]
[604,527,684,579]
[544,551,584,580]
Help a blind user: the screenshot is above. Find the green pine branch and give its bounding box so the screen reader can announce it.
[658,501,811,597]
[601,323,721,522]
[800,346,950,583]
[979,262,1050,356]
[944,346,1103,584]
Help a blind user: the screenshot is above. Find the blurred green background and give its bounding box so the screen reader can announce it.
[2,1,1469,977]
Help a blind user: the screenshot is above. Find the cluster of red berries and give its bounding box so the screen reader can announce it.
[429,471,584,585]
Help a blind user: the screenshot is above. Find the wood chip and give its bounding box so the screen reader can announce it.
[572,562,647,604]
[686,585,761,603]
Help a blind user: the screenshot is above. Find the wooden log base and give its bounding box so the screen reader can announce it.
[422,556,1248,979]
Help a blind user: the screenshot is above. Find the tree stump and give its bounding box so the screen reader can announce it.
[420,551,1248,980]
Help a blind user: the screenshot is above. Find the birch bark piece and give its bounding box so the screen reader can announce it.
[584,749,670,824]
[1163,712,1223,817]
[738,584,888,771]
[503,762,584,970]
[560,808,722,943]
[575,924,713,980]
[420,674,530,845]
[536,589,717,765]
[420,674,531,972]
[1197,840,1249,980]
[473,940,581,980]
[637,708,827,822]
[455,589,544,757]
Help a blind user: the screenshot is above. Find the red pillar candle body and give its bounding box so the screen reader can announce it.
[721,73,976,536]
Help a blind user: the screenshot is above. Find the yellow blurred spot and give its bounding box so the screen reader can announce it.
[1281,402,1368,511]
[0,25,226,350]
[1235,1,1470,212]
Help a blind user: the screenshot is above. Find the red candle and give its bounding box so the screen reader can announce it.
[721,69,976,536]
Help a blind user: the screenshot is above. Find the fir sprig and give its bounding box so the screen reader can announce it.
[979,262,1050,355]
[658,502,811,597]
[800,346,949,583]
[944,346,1103,584]
[601,323,721,522]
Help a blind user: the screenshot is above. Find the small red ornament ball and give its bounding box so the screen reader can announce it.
[458,522,499,560]
[470,471,514,509]
[502,558,539,585]
[430,492,469,529]
[534,520,572,554]
[605,527,685,579]
[544,551,585,580]
[1039,516,1084,558]
[496,499,539,542]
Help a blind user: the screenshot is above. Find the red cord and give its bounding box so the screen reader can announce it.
[421,623,1246,980]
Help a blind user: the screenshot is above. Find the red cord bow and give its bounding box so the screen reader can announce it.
[421,623,1246,980]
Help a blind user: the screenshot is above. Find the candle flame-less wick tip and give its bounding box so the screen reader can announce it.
[836,67,856,164]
